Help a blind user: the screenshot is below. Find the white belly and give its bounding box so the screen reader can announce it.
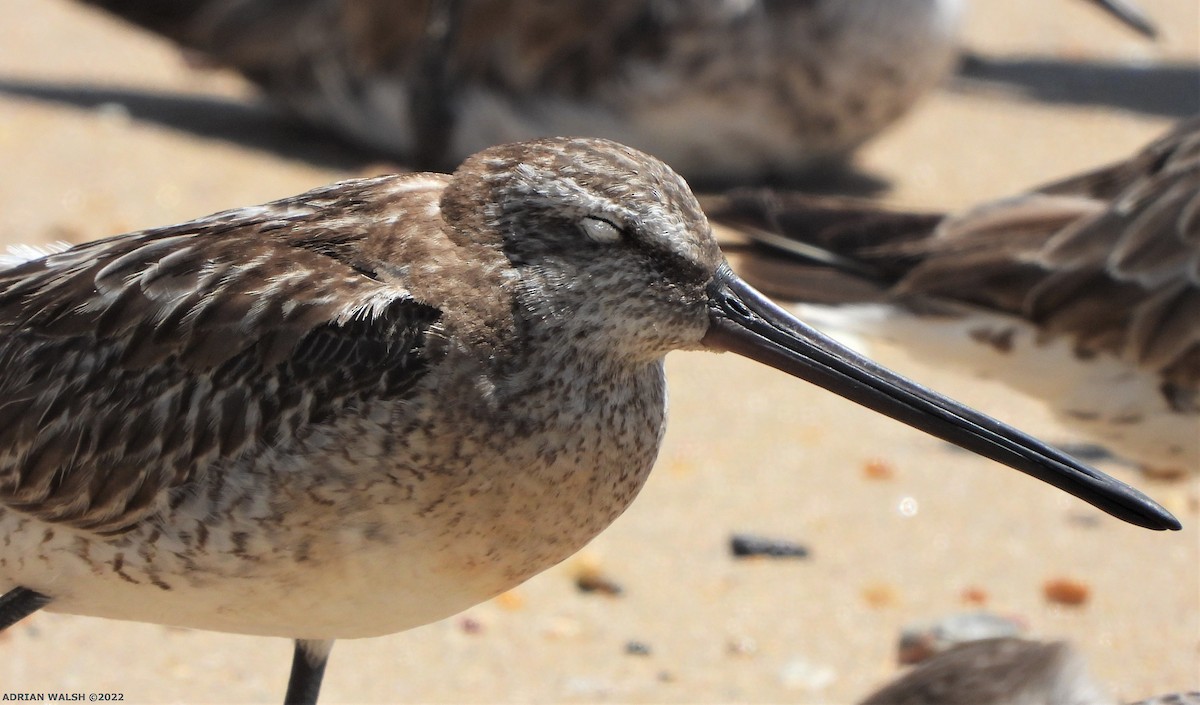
[0,364,668,639]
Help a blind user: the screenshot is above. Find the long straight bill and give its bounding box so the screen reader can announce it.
[702,264,1179,531]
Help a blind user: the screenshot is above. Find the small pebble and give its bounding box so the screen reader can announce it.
[862,458,896,480]
[573,554,624,596]
[575,571,624,596]
[959,586,989,606]
[459,616,484,634]
[1043,577,1091,606]
[730,533,809,558]
[624,640,652,656]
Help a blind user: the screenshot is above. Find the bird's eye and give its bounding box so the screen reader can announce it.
[579,216,623,244]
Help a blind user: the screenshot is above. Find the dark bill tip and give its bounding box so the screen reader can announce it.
[702,264,1180,532]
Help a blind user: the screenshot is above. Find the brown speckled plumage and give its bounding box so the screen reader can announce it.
[74,0,969,181]
[0,137,1177,703]
[0,178,445,533]
[0,136,728,648]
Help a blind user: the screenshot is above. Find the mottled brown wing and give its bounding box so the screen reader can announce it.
[0,178,442,534]
[901,118,1200,386]
[709,119,1200,389]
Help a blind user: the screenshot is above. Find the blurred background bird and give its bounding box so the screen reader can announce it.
[709,116,1200,478]
[858,637,1115,705]
[858,633,1198,705]
[856,612,1197,705]
[72,0,1158,185]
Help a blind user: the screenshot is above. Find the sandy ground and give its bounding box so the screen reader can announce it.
[0,0,1197,702]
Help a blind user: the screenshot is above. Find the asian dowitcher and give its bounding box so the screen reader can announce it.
[0,137,1179,703]
[73,0,1155,181]
[711,117,1200,477]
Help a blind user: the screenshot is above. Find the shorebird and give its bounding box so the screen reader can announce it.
[0,138,1178,703]
[859,637,1114,705]
[710,117,1200,477]
[860,611,1198,705]
[73,0,1156,181]
[860,635,1200,705]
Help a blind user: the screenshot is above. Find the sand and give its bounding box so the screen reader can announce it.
[0,0,1196,702]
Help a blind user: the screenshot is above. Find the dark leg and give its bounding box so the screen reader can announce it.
[283,638,334,705]
[0,587,50,630]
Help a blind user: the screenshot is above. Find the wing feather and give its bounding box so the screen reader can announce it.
[711,118,1200,389]
[0,176,444,534]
